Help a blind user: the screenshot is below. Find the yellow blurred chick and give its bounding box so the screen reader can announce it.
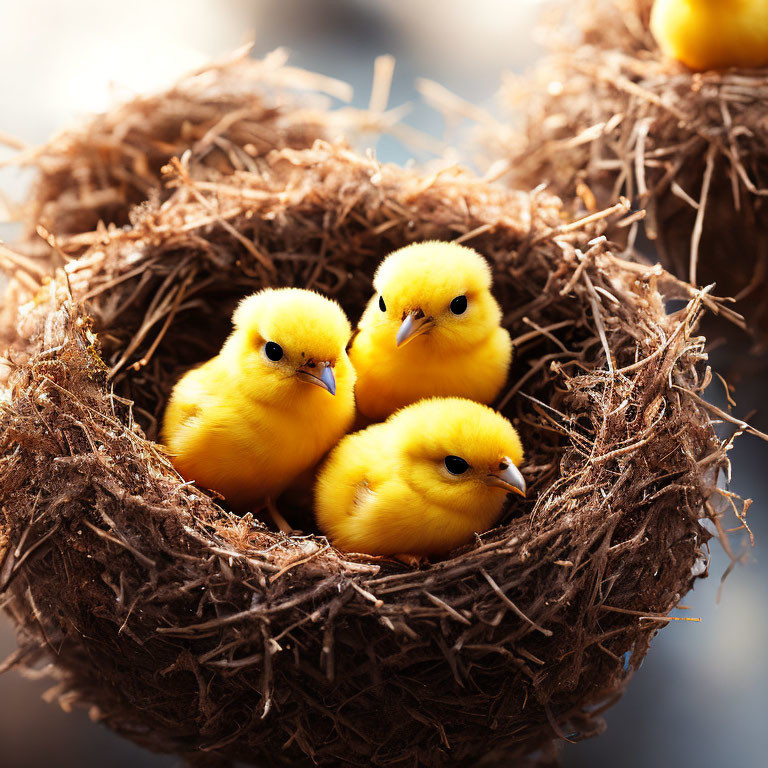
[315,398,525,559]
[162,288,356,508]
[651,0,768,70]
[349,242,512,421]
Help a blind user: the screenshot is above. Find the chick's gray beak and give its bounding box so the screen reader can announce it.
[297,361,336,395]
[396,309,434,347]
[485,458,526,496]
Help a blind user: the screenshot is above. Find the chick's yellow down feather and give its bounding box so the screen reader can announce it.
[349,242,512,421]
[651,0,768,70]
[162,288,356,507]
[315,398,525,557]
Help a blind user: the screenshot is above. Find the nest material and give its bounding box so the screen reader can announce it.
[473,0,768,339]
[0,123,747,767]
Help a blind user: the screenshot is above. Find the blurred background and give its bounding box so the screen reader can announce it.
[0,1,765,766]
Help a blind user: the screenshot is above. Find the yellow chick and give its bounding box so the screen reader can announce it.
[651,0,768,70]
[162,288,356,508]
[349,242,512,422]
[315,397,526,559]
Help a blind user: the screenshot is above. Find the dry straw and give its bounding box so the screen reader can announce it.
[0,52,757,767]
[425,0,768,338]
[1,46,404,264]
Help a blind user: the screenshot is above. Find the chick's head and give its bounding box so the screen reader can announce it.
[392,398,525,516]
[368,242,503,351]
[225,288,352,399]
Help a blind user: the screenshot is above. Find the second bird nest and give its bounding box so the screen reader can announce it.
[468,0,768,341]
[0,55,746,767]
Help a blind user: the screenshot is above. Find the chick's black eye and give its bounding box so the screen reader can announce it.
[450,295,468,315]
[444,455,470,475]
[265,341,283,361]
[379,295,386,312]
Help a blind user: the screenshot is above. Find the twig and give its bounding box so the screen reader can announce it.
[480,569,552,637]
[689,145,716,285]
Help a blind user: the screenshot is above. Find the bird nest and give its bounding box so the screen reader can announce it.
[463,0,768,341]
[0,59,749,768]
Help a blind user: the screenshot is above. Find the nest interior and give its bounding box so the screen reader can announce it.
[465,0,768,339]
[0,132,740,768]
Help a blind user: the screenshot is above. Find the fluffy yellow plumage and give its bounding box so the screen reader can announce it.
[349,242,512,421]
[651,0,768,70]
[315,398,525,558]
[162,288,356,508]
